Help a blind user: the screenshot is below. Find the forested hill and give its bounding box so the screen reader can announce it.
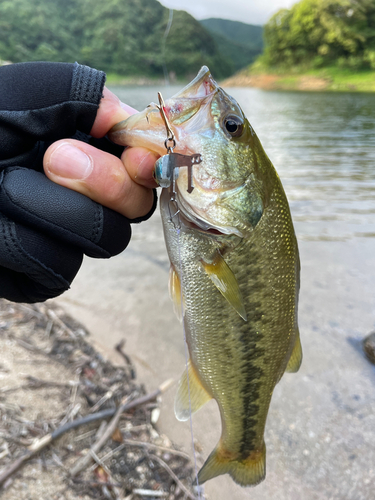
[259,0,375,70]
[0,0,233,78]
[200,18,263,52]
[200,18,263,72]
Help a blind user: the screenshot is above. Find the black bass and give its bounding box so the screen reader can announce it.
[109,67,302,487]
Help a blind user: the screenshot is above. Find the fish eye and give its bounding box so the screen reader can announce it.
[223,115,244,138]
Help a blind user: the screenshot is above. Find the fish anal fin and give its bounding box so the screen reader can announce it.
[286,330,303,373]
[174,359,212,422]
[168,264,184,322]
[198,441,266,487]
[201,251,247,321]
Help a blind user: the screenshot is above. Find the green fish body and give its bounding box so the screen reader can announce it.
[109,67,301,487]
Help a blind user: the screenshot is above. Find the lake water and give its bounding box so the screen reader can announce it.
[111,85,375,242]
[59,85,375,499]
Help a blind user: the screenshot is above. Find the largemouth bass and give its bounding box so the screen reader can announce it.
[109,67,302,487]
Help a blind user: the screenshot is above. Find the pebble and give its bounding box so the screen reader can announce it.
[363,331,375,364]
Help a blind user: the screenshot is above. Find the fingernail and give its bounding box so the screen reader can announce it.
[120,101,138,115]
[48,143,93,179]
[137,152,159,188]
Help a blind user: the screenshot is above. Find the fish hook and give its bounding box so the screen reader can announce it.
[157,92,176,152]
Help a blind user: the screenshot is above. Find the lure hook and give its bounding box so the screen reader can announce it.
[155,91,202,229]
[157,92,175,152]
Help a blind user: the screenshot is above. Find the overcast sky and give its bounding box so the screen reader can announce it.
[158,0,297,25]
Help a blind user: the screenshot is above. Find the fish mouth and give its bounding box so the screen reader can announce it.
[179,211,225,236]
[175,191,243,237]
[107,66,219,152]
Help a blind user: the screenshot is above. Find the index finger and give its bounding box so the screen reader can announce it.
[90,87,159,189]
[90,87,138,138]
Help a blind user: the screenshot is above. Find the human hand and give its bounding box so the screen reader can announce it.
[0,62,158,303]
[44,86,158,220]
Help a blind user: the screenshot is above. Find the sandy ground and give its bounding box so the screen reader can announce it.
[0,300,196,500]
[48,208,375,500]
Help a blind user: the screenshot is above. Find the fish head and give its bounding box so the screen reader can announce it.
[109,66,274,237]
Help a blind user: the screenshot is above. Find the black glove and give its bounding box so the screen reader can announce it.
[0,61,156,303]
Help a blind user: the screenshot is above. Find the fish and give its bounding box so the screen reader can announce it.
[108,66,302,487]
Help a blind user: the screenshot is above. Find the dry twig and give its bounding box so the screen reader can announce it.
[115,340,136,379]
[148,454,196,500]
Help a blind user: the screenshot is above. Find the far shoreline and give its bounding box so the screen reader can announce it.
[220,67,375,93]
[106,68,375,93]
[2,59,373,93]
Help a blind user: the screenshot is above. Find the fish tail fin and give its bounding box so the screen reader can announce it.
[197,441,266,487]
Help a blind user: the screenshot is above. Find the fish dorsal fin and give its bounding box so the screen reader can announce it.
[285,330,303,373]
[201,251,247,321]
[168,264,184,322]
[175,359,212,421]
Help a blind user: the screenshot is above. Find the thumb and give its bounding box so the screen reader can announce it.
[43,139,157,220]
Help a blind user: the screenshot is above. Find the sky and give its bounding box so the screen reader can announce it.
[158,0,298,26]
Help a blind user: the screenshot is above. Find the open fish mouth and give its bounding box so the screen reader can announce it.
[168,190,243,238]
[108,66,219,155]
[178,210,227,236]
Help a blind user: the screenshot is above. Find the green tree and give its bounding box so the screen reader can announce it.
[164,11,232,78]
[262,0,375,69]
[200,18,263,72]
[79,0,166,75]
[0,0,233,78]
[0,0,81,63]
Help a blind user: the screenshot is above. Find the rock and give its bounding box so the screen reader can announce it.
[363,331,375,364]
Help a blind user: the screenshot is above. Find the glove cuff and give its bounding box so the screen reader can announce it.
[70,62,106,105]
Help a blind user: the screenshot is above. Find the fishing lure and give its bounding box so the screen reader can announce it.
[154,92,202,195]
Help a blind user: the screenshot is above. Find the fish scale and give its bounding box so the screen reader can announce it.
[108,66,302,487]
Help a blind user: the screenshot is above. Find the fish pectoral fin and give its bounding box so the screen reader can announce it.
[285,330,303,373]
[174,359,212,421]
[198,441,266,487]
[168,264,184,322]
[201,251,247,321]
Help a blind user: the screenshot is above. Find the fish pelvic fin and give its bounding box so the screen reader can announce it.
[169,264,184,322]
[285,330,303,373]
[174,359,212,422]
[197,441,266,487]
[201,251,247,321]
